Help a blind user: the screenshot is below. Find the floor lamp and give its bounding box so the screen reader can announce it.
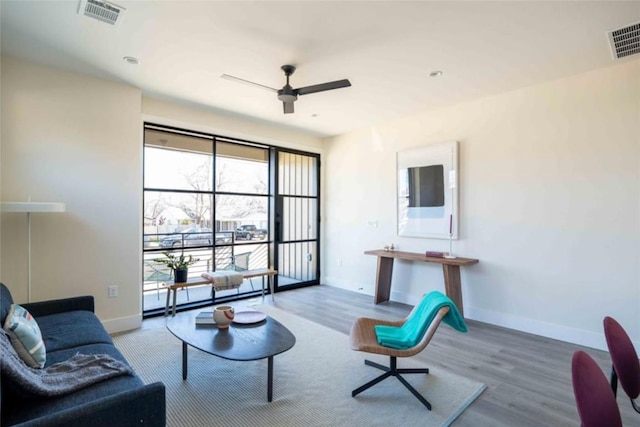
[1,201,66,302]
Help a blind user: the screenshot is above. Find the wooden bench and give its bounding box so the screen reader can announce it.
[163,268,277,316]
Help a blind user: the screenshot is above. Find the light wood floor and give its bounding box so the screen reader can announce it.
[146,285,638,426]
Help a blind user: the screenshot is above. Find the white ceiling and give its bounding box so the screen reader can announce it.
[1,1,639,137]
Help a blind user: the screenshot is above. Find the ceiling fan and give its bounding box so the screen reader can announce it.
[221,65,351,114]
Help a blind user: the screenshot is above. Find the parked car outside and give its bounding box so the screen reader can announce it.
[159,227,214,248]
[235,224,267,240]
[235,225,255,240]
[215,232,232,245]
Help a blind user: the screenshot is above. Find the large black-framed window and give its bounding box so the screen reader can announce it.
[142,123,320,316]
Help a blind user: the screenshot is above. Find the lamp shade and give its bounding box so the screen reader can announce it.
[1,202,66,213]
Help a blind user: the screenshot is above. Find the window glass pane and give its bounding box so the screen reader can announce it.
[282,197,317,241]
[144,191,213,249]
[144,129,213,191]
[278,242,316,282]
[216,194,268,240]
[278,152,317,197]
[216,142,268,194]
[214,243,268,271]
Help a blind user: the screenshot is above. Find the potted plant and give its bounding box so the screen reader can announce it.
[154,251,199,283]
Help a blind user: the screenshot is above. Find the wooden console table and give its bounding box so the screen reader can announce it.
[163,268,277,316]
[364,250,479,316]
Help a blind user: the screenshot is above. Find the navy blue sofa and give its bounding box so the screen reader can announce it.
[0,283,166,426]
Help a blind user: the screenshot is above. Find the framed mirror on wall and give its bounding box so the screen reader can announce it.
[397,141,458,239]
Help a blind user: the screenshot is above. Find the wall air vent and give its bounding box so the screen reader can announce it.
[608,22,640,60]
[78,0,125,26]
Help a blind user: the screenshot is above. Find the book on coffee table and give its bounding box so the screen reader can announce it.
[195,311,215,325]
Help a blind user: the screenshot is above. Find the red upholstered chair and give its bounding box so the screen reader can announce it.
[572,350,622,427]
[603,316,640,413]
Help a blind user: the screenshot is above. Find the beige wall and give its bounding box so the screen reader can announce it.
[1,56,143,332]
[322,59,640,350]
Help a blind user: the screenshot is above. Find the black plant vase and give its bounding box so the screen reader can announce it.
[174,268,188,283]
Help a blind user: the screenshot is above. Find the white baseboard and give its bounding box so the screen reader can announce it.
[102,314,142,334]
[322,277,373,295]
[465,306,640,353]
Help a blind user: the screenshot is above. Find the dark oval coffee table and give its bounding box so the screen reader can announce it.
[166,310,296,402]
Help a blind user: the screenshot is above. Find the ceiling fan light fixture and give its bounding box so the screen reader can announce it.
[277,87,298,103]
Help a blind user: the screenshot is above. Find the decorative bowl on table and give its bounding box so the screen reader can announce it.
[213,306,235,329]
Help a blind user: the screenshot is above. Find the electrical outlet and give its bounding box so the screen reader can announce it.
[108,285,118,298]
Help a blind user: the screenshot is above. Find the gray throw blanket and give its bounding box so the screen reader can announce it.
[0,331,134,397]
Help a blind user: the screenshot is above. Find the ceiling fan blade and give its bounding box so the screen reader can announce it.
[296,79,351,96]
[283,101,294,114]
[220,74,278,92]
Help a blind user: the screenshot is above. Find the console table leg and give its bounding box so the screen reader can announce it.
[182,342,188,380]
[267,356,274,402]
[442,264,464,316]
[374,257,394,304]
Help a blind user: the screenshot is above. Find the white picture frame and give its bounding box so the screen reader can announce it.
[397,141,458,239]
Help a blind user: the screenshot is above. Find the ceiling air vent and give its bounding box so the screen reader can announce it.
[608,22,640,60]
[78,0,125,26]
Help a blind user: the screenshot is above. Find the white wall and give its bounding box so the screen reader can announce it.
[322,60,640,351]
[1,56,143,332]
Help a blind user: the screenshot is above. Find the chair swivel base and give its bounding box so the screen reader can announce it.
[352,356,432,410]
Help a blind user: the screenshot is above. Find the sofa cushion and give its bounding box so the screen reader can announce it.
[3,304,47,368]
[3,343,145,426]
[36,311,113,352]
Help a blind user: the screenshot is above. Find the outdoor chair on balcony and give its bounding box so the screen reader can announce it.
[206,252,255,297]
[144,261,189,300]
[228,252,255,291]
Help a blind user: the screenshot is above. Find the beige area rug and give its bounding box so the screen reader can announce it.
[114,305,486,427]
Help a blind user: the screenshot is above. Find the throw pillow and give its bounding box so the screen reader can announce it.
[3,304,46,368]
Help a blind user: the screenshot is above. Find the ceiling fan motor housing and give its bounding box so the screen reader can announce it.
[278,85,298,102]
